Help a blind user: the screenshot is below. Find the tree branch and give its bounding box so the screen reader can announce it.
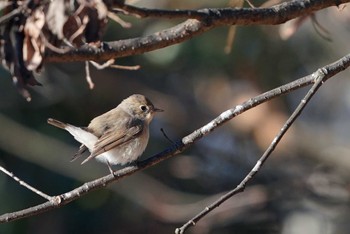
[1,53,349,223]
[112,0,344,21]
[0,165,52,201]
[45,0,349,63]
[175,67,329,234]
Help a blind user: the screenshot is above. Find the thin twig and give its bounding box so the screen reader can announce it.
[311,14,332,42]
[109,64,141,70]
[89,59,115,69]
[175,68,328,234]
[0,165,52,201]
[107,11,132,28]
[160,128,174,144]
[41,33,71,54]
[85,61,94,89]
[0,0,51,25]
[245,0,256,8]
[89,59,140,70]
[0,5,22,25]
[68,5,88,43]
[224,26,236,54]
[0,2,11,11]
[0,53,349,223]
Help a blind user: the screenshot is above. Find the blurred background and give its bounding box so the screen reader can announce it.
[1,1,350,233]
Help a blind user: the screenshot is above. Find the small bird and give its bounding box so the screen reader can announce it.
[47,94,163,173]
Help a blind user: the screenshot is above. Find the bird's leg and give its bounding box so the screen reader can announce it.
[106,160,115,176]
[132,160,141,168]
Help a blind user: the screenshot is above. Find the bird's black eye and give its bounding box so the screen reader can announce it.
[140,105,148,112]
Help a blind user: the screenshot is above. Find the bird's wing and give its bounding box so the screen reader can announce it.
[81,124,143,164]
[71,144,88,161]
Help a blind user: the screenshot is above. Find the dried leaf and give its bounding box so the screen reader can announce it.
[279,16,308,40]
[23,8,45,71]
[45,0,68,40]
[0,2,11,11]
[84,0,108,43]
[0,0,110,100]
[62,0,108,46]
[62,4,88,46]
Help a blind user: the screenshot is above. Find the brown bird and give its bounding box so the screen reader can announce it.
[48,94,163,173]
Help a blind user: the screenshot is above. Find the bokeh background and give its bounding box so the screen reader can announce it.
[1,1,350,233]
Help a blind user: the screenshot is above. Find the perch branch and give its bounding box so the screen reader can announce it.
[0,53,349,223]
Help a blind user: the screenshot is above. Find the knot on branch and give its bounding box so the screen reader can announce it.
[51,196,62,206]
[174,139,186,152]
[197,8,223,25]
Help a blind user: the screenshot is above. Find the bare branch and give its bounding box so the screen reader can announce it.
[175,67,328,234]
[0,165,52,201]
[112,0,338,20]
[0,3,24,25]
[107,11,132,28]
[45,0,349,63]
[0,53,349,223]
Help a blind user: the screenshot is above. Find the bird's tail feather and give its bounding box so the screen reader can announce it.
[47,118,67,129]
[48,118,97,150]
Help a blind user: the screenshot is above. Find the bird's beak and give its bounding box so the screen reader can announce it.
[154,107,164,112]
